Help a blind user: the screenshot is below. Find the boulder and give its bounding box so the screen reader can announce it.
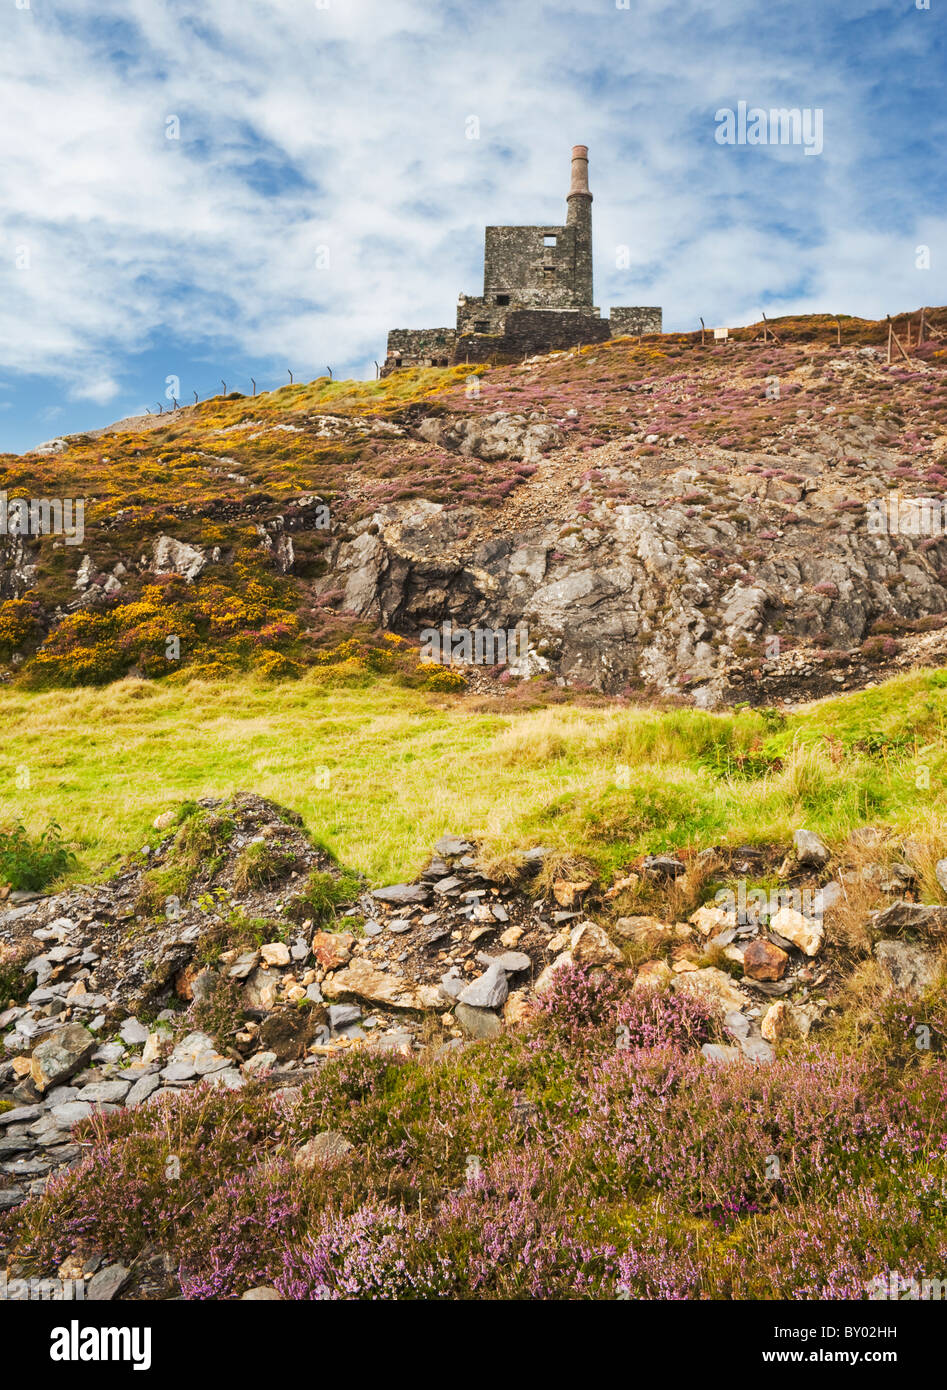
[454,1003,503,1039]
[244,967,280,1011]
[690,905,735,937]
[738,1036,775,1064]
[458,962,509,1009]
[371,883,431,906]
[569,921,622,967]
[294,1131,355,1169]
[433,834,473,858]
[119,1017,149,1047]
[552,879,592,908]
[936,858,947,895]
[794,828,830,866]
[701,1043,740,1063]
[873,901,947,937]
[533,951,573,994]
[75,1080,131,1104]
[761,1001,800,1043]
[742,939,789,981]
[29,1024,95,1092]
[86,1263,130,1301]
[634,959,673,989]
[769,906,824,957]
[671,966,747,1015]
[322,958,441,1011]
[125,1072,161,1108]
[310,931,355,971]
[151,534,207,583]
[614,915,678,941]
[502,991,531,1027]
[49,1101,93,1126]
[875,940,940,999]
[242,1051,278,1075]
[643,855,686,880]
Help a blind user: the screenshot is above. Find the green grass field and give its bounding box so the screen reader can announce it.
[2,666,946,889]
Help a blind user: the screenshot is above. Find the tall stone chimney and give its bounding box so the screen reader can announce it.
[566,144,593,307]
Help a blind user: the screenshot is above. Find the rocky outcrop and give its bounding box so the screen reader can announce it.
[151,534,210,583]
[319,471,947,702]
[416,411,560,463]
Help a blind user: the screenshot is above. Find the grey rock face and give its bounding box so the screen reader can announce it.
[873,901,947,936]
[372,883,432,905]
[643,855,686,879]
[294,1131,355,1168]
[458,962,509,1009]
[76,1080,132,1104]
[434,835,474,857]
[151,535,207,583]
[119,1018,149,1046]
[875,940,940,998]
[86,1263,130,1301]
[794,829,830,866]
[318,453,947,699]
[454,1004,503,1040]
[125,1072,161,1108]
[29,1024,96,1091]
[49,1101,93,1125]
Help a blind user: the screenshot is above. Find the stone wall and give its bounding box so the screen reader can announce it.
[609,306,663,337]
[480,224,587,312]
[455,296,508,336]
[452,309,611,365]
[383,328,458,374]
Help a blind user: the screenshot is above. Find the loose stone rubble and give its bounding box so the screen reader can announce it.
[1,799,943,1225]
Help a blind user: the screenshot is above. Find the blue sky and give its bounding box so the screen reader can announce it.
[1,0,944,453]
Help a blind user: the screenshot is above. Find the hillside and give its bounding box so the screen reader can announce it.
[3,308,947,704]
[3,310,947,1307]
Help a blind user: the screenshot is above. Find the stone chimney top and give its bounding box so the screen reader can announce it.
[568,145,591,199]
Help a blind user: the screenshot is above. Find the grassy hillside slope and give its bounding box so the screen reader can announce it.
[2,665,946,889]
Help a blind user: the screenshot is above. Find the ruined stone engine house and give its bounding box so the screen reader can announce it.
[383,145,661,375]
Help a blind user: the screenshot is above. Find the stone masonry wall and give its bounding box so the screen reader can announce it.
[384,328,458,374]
[452,309,611,365]
[609,306,663,337]
[481,225,585,312]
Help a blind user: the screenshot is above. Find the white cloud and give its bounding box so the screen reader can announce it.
[69,376,121,405]
[0,0,942,411]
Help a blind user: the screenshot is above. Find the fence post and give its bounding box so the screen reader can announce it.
[886,315,911,364]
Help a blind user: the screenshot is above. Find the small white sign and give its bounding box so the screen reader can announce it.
[714,327,729,341]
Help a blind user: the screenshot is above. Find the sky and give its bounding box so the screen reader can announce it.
[0,0,944,453]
